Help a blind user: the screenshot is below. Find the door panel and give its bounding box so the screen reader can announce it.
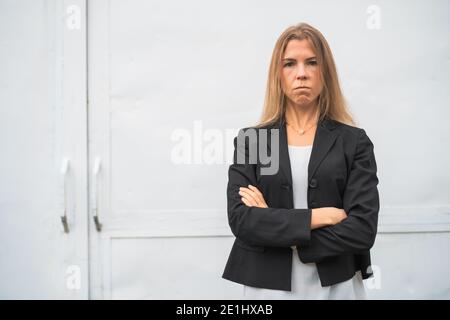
[87,0,241,299]
[0,0,88,299]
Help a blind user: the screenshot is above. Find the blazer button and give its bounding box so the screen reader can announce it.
[309,178,318,188]
[281,183,291,190]
[311,201,317,207]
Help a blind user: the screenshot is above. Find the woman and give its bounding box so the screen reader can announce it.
[222,23,380,299]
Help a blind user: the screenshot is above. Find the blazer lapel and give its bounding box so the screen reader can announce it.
[277,115,339,186]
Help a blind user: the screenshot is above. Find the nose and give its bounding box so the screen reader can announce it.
[296,63,307,80]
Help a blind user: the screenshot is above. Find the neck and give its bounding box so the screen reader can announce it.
[284,100,320,128]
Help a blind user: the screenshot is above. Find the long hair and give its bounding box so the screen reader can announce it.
[255,22,356,128]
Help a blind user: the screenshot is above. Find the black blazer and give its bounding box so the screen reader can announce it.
[222,115,380,290]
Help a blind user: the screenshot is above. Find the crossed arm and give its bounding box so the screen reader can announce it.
[239,185,347,230]
[228,129,380,263]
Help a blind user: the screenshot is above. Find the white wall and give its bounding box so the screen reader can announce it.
[1,0,449,299]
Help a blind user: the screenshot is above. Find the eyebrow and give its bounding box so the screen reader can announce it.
[282,56,317,61]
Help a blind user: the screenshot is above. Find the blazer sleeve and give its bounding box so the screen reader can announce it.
[298,129,380,263]
[227,132,312,248]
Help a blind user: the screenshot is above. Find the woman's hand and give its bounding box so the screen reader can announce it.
[311,207,347,229]
[238,185,268,208]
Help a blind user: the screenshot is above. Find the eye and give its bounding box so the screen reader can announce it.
[283,61,295,67]
[308,60,317,65]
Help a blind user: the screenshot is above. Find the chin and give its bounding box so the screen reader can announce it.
[294,98,311,106]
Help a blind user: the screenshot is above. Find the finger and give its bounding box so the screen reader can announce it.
[240,188,259,206]
[248,185,263,197]
[248,185,266,206]
[239,187,257,202]
[241,197,253,207]
[246,185,266,206]
[239,188,260,206]
[241,191,258,206]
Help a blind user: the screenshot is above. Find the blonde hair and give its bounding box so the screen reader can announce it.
[255,22,356,128]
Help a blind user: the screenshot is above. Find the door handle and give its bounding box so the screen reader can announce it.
[92,157,102,232]
[60,158,70,233]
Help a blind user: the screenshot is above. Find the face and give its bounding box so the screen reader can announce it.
[280,39,323,108]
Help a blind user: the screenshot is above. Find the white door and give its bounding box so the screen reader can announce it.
[87,0,242,299]
[2,0,450,300]
[0,0,88,299]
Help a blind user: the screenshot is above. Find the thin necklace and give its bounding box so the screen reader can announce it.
[286,121,317,136]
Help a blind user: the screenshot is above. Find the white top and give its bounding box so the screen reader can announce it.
[243,145,367,299]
